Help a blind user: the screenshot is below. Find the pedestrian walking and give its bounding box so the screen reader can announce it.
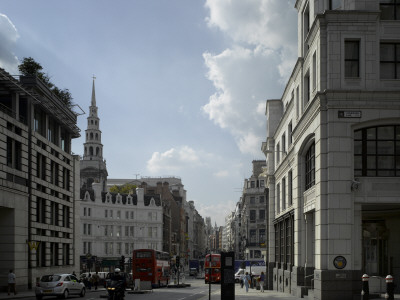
[243,272,251,292]
[92,272,100,290]
[240,273,244,288]
[8,269,17,295]
[87,273,92,290]
[259,272,265,292]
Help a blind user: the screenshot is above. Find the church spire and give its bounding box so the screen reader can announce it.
[80,77,108,191]
[91,76,96,106]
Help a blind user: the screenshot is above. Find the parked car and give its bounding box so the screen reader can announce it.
[35,274,85,299]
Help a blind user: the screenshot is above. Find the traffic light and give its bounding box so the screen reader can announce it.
[120,255,125,271]
[176,256,180,267]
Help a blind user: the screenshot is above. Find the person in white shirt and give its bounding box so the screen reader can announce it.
[8,270,16,295]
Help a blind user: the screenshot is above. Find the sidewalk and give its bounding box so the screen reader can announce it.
[0,287,106,300]
[214,285,301,300]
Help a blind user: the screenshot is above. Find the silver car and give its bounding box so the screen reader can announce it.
[35,274,86,299]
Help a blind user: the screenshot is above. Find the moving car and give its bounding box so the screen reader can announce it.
[189,268,198,276]
[35,274,85,299]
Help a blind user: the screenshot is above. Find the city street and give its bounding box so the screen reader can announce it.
[0,277,300,300]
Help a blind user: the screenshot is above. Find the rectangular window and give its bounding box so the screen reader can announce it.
[250,229,257,244]
[380,43,400,79]
[275,224,280,263]
[117,211,121,219]
[260,180,265,188]
[105,210,108,218]
[259,229,266,244]
[276,143,280,163]
[277,183,281,213]
[354,125,400,177]
[288,170,293,206]
[282,177,286,210]
[250,210,256,222]
[304,71,310,103]
[117,243,121,255]
[250,197,255,204]
[305,143,316,190]
[296,86,300,118]
[63,244,70,265]
[88,208,91,217]
[259,210,265,220]
[125,243,129,255]
[126,211,129,219]
[130,211,134,219]
[312,51,317,89]
[380,0,400,20]
[345,40,360,77]
[259,196,264,203]
[125,226,129,236]
[250,181,255,188]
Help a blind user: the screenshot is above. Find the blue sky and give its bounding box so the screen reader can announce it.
[0,0,297,226]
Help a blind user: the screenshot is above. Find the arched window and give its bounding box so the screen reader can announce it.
[354,125,400,176]
[90,132,93,140]
[96,147,100,156]
[95,120,97,125]
[89,147,93,156]
[91,120,94,124]
[84,147,87,156]
[95,133,98,140]
[305,142,315,190]
[86,133,88,140]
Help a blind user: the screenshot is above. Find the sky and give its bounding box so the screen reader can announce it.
[0,0,297,227]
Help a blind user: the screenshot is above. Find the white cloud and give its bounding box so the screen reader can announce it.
[213,170,229,178]
[197,200,237,228]
[146,146,202,174]
[202,0,297,155]
[0,14,19,74]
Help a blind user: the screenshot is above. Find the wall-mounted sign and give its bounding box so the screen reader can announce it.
[333,256,347,269]
[338,111,362,118]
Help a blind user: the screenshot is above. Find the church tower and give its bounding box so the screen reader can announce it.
[80,78,108,192]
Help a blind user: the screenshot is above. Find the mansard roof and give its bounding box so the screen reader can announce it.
[101,192,137,205]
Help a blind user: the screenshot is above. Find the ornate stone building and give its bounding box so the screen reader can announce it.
[262,1,400,298]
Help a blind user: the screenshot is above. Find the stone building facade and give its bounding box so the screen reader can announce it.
[0,68,80,290]
[80,184,163,272]
[262,1,400,299]
[239,160,268,262]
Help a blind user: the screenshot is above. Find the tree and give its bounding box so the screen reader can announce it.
[18,57,73,108]
[109,183,137,194]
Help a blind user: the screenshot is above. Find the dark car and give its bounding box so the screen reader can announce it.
[189,268,198,276]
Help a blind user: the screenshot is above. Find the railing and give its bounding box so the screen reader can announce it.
[0,103,26,125]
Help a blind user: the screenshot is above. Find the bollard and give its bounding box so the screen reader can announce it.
[385,275,394,300]
[361,274,369,300]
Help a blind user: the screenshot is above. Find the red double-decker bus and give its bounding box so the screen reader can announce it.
[204,253,221,283]
[132,249,170,288]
